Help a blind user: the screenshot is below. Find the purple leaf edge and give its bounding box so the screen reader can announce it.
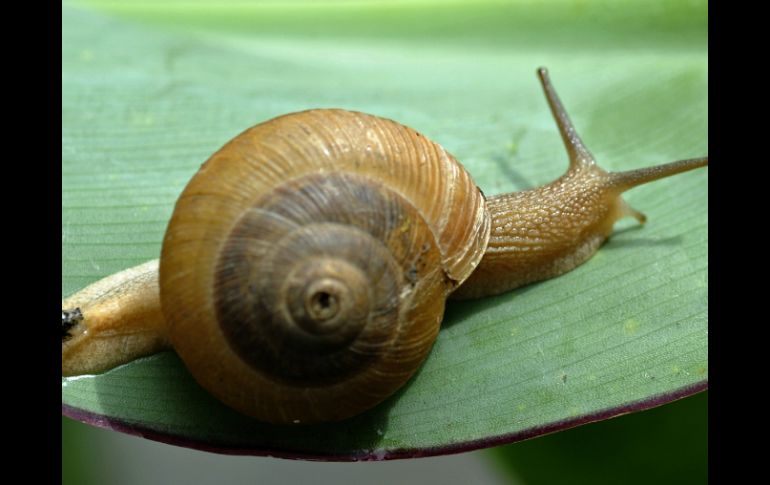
[62,380,706,461]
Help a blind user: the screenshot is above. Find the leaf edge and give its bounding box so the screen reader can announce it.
[61,380,707,461]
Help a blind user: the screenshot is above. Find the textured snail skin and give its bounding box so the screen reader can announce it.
[451,156,707,299]
[61,68,708,424]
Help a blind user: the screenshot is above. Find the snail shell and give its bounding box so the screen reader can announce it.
[160,109,490,423]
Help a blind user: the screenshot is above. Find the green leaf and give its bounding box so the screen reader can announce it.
[62,0,708,459]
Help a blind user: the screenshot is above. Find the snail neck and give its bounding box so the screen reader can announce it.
[452,155,707,300]
[452,165,618,299]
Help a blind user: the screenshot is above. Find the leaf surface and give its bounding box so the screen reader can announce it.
[62,0,708,459]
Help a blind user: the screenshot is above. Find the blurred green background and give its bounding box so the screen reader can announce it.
[63,392,707,484]
[62,0,707,483]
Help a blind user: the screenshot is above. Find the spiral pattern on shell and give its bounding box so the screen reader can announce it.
[160,109,490,423]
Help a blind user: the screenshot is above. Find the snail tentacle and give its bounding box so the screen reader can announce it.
[537,67,595,168]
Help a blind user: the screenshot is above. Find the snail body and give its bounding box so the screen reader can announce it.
[62,68,708,424]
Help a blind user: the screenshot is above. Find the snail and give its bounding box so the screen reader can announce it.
[61,68,708,424]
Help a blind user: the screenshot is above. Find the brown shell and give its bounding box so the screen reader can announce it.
[159,109,490,424]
